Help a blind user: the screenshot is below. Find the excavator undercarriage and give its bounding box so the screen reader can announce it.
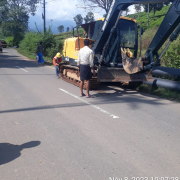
[59,63,153,90]
[60,64,100,90]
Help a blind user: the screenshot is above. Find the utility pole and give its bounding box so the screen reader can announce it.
[43,0,46,34]
[147,3,149,26]
[42,0,46,34]
[50,19,53,29]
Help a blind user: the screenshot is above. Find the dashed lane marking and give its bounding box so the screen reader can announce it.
[59,88,119,119]
[16,66,28,72]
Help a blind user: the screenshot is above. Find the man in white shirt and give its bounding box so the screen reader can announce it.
[77,39,95,98]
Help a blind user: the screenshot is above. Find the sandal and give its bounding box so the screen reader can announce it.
[86,95,94,98]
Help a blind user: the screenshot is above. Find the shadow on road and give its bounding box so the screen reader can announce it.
[0,55,41,69]
[0,49,51,69]
[0,92,166,114]
[0,74,55,76]
[94,82,140,97]
[0,51,8,53]
[0,141,41,166]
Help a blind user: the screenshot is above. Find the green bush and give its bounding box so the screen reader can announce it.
[139,26,180,69]
[19,29,63,62]
[5,37,14,47]
[19,31,43,53]
[162,36,180,68]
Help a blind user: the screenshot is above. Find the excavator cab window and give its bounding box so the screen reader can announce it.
[81,22,96,39]
[118,19,138,58]
[103,19,138,67]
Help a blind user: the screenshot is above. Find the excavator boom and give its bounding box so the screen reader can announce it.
[93,0,180,73]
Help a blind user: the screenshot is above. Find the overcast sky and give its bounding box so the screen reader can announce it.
[29,0,136,32]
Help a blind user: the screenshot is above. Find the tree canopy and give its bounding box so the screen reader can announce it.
[73,14,83,28]
[66,27,70,32]
[77,0,112,13]
[84,12,95,24]
[58,25,64,33]
[0,0,39,45]
[134,4,142,14]
[124,8,130,16]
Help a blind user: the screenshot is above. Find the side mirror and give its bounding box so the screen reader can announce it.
[73,27,79,37]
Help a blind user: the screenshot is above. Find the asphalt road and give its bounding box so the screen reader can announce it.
[0,48,180,180]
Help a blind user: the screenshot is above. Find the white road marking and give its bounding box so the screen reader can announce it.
[59,88,119,119]
[16,66,28,72]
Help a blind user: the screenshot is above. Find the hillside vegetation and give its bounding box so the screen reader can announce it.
[54,28,84,42]
[18,29,63,62]
[128,5,180,68]
[128,5,171,31]
[18,28,84,62]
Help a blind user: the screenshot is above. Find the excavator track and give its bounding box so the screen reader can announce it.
[60,64,100,90]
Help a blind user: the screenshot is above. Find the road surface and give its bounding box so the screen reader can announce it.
[0,48,180,180]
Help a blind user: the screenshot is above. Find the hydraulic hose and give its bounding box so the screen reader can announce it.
[152,67,180,80]
[143,78,180,91]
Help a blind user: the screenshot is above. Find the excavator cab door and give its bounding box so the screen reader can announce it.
[103,19,138,67]
[118,19,138,59]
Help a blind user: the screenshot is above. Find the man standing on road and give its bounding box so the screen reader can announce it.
[53,53,62,79]
[37,42,45,65]
[77,39,95,98]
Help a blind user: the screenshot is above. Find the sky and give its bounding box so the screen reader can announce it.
[29,0,136,33]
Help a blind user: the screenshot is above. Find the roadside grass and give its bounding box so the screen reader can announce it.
[136,84,180,102]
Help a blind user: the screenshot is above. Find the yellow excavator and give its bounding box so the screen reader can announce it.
[60,0,180,89]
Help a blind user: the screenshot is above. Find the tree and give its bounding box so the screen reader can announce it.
[58,25,64,33]
[143,3,163,18]
[143,3,152,12]
[134,4,142,14]
[77,0,112,14]
[66,27,70,32]
[152,3,163,17]
[124,8,130,16]
[73,14,83,28]
[0,0,40,45]
[84,12,95,24]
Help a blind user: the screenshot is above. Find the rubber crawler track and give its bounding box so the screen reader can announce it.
[60,64,100,90]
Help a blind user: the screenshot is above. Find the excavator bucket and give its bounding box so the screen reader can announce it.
[121,51,144,75]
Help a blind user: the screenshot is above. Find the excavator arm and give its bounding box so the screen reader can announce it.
[92,0,180,74]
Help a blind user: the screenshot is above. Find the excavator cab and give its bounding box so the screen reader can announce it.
[99,17,138,67]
